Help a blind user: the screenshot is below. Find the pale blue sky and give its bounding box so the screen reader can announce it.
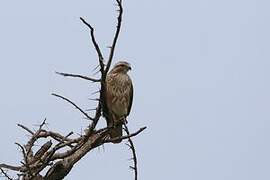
[0,0,270,179]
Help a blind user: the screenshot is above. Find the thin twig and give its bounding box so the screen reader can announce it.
[124,124,139,180]
[0,168,13,180]
[15,142,33,178]
[87,101,102,133]
[56,71,100,82]
[15,143,27,165]
[103,126,146,144]
[0,164,21,171]
[17,124,34,135]
[79,17,105,72]
[105,0,123,74]
[37,130,76,145]
[52,93,94,121]
[23,118,48,163]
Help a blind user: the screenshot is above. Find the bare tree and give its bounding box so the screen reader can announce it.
[0,1,146,179]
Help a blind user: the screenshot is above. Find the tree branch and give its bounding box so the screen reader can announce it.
[0,168,13,180]
[105,0,123,74]
[56,71,100,82]
[124,124,138,180]
[79,17,105,73]
[103,126,146,144]
[52,93,94,121]
[17,124,34,135]
[0,1,146,179]
[0,164,21,171]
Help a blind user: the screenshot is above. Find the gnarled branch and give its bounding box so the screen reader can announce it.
[0,1,146,180]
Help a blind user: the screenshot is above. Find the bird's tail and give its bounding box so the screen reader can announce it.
[110,124,123,144]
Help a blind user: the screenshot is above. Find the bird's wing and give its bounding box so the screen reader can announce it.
[105,74,114,126]
[127,81,133,116]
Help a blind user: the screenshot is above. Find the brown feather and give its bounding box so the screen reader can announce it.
[105,61,133,143]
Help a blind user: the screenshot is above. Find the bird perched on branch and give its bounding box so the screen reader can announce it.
[106,61,133,143]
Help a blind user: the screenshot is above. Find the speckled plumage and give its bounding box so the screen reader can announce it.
[106,61,133,143]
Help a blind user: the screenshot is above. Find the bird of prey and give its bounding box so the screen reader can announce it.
[106,61,133,143]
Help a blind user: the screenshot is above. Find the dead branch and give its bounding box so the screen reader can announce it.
[0,168,13,180]
[105,0,123,74]
[17,124,34,135]
[103,126,146,144]
[55,71,100,82]
[52,93,94,121]
[0,164,21,172]
[80,17,105,72]
[124,124,139,180]
[0,1,146,179]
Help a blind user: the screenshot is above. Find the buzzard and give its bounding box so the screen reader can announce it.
[106,61,133,143]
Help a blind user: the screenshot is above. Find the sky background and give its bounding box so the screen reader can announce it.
[0,0,270,179]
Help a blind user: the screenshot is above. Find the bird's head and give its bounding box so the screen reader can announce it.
[111,61,132,74]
